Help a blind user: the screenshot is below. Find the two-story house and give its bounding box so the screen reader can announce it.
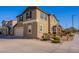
[2,20,10,35]
[14,6,62,39]
[2,20,17,35]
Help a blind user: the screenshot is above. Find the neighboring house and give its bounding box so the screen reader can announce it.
[14,6,62,39]
[2,20,10,35]
[2,20,17,35]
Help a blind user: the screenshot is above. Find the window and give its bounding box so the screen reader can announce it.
[26,11,32,19]
[40,26,42,31]
[52,26,56,34]
[27,25,32,34]
[28,29,31,32]
[40,13,47,20]
[19,16,23,21]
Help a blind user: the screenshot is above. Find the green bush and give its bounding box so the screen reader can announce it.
[51,36,60,43]
[42,33,49,41]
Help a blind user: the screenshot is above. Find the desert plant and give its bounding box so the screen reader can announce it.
[69,33,74,37]
[42,33,49,41]
[51,36,60,43]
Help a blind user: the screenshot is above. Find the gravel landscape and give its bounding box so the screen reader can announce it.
[0,33,79,53]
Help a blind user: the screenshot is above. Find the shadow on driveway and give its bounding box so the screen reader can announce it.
[0,35,29,39]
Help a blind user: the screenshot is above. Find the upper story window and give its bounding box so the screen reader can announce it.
[19,16,23,21]
[26,11,32,19]
[40,13,47,20]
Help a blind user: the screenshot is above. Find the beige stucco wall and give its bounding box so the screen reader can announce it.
[12,20,17,27]
[14,22,23,28]
[24,22,37,38]
[36,9,49,39]
[49,15,59,33]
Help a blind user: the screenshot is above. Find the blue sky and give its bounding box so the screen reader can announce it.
[0,6,79,29]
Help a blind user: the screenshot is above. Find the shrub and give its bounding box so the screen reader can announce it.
[51,36,60,43]
[42,33,49,41]
[69,33,74,37]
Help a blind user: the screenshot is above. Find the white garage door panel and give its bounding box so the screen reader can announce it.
[15,27,23,36]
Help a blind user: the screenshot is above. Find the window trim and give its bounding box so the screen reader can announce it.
[26,11,32,19]
[19,16,23,21]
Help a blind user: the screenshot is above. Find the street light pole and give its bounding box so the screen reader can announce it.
[72,15,75,29]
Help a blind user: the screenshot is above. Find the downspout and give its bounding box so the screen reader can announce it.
[48,14,51,39]
[48,14,50,34]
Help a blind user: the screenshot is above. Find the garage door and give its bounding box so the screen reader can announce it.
[14,27,23,36]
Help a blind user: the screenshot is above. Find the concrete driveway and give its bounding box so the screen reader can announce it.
[0,33,79,53]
